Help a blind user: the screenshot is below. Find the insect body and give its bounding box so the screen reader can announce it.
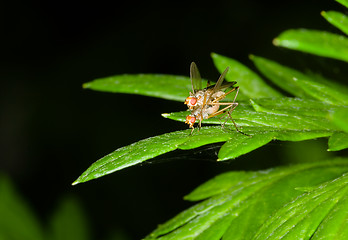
[184,62,240,134]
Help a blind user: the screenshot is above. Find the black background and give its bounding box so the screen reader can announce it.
[0,0,346,239]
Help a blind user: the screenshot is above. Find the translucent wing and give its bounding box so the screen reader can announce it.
[204,67,231,105]
[218,81,237,91]
[190,62,202,93]
[212,67,229,93]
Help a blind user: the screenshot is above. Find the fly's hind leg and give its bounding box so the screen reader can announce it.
[208,101,248,135]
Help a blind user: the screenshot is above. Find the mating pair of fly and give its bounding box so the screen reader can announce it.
[184,62,242,135]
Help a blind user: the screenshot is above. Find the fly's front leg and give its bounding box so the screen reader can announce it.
[198,115,203,131]
[190,126,195,135]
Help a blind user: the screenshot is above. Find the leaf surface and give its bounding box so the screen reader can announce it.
[336,0,348,8]
[329,108,348,133]
[75,97,343,184]
[328,132,348,151]
[273,29,348,62]
[83,74,197,102]
[251,56,348,105]
[254,170,348,240]
[145,159,348,240]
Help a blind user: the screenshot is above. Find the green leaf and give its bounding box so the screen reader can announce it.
[251,55,311,98]
[73,130,190,185]
[311,190,348,240]
[184,171,259,201]
[295,77,348,105]
[48,197,90,240]
[321,11,348,35]
[254,171,348,240]
[329,108,348,133]
[218,132,274,161]
[83,74,198,102]
[145,159,348,240]
[251,56,348,105]
[273,29,348,62]
[336,0,348,8]
[211,53,283,98]
[0,175,44,240]
[328,132,348,151]
[327,108,348,151]
[74,97,342,184]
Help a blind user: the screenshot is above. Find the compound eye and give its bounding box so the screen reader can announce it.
[185,97,197,106]
[190,116,196,123]
[190,97,197,106]
[186,115,196,123]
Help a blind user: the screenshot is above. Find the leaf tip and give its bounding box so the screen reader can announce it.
[250,99,262,112]
[320,11,326,17]
[211,52,217,58]
[183,194,191,201]
[248,54,255,60]
[71,179,80,186]
[272,38,282,46]
[82,82,91,89]
[161,113,170,118]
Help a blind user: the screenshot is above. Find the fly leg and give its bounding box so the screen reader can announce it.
[210,86,239,104]
[208,101,248,135]
[190,126,195,135]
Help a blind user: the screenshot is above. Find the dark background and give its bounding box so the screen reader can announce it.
[0,0,345,239]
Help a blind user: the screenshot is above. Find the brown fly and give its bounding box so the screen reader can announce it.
[184,62,240,134]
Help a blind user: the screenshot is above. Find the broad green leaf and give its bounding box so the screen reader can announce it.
[145,159,348,240]
[273,29,348,62]
[336,0,348,8]
[48,197,90,240]
[254,172,348,240]
[73,126,269,184]
[322,11,348,35]
[251,56,348,105]
[211,53,283,98]
[328,132,348,151]
[73,125,334,185]
[74,97,343,185]
[0,175,44,240]
[83,74,198,102]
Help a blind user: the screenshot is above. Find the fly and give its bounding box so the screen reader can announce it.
[184,62,241,134]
